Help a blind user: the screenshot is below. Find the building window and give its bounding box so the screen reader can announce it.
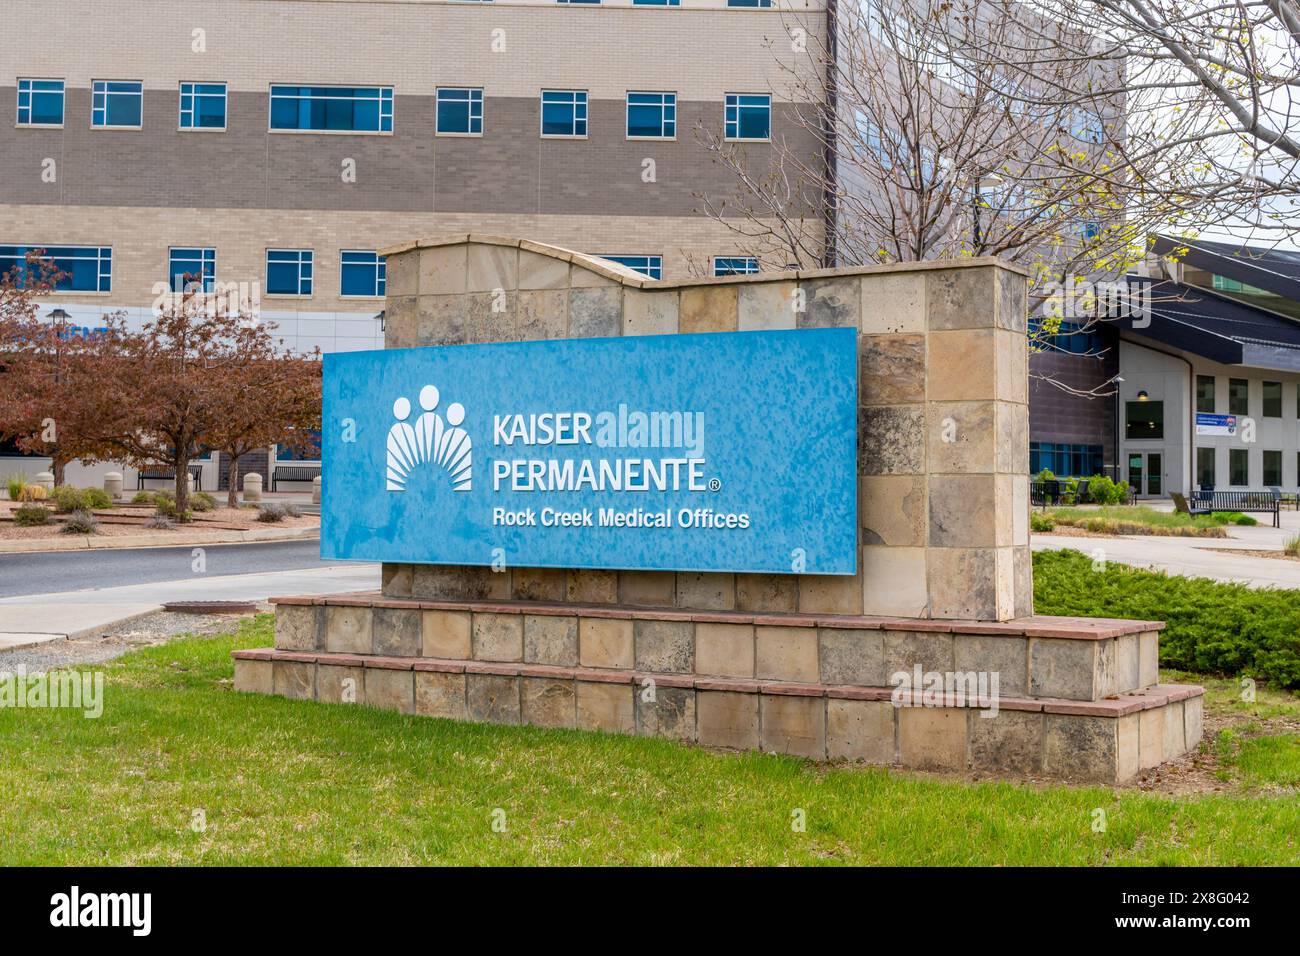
[168,247,216,293]
[1196,375,1215,414]
[266,249,313,296]
[1264,449,1283,486]
[1229,378,1249,415]
[1196,447,1215,489]
[1029,317,1104,355]
[540,91,587,137]
[727,0,773,5]
[179,82,227,130]
[713,256,759,277]
[340,251,386,298]
[1263,381,1282,417]
[626,92,676,139]
[1029,442,1104,477]
[633,0,680,4]
[1213,274,1275,297]
[1230,448,1249,487]
[277,429,322,463]
[92,80,143,128]
[17,79,64,127]
[600,255,663,280]
[0,245,112,292]
[436,88,483,135]
[725,93,771,141]
[1124,400,1163,440]
[269,86,393,133]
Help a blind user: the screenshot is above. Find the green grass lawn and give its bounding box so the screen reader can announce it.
[1,616,1298,865]
[1041,506,1255,536]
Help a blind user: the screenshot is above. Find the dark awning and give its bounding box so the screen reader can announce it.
[1150,234,1300,300]
[1117,277,1300,373]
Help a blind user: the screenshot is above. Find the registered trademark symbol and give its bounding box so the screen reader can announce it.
[708,478,722,492]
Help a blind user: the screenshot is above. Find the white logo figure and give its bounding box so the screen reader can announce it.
[386,384,472,492]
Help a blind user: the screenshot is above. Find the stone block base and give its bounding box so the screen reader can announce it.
[233,592,1204,784]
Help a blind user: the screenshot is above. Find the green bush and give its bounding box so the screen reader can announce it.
[49,485,84,512]
[5,473,27,503]
[1286,534,1300,557]
[1034,549,1300,688]
[49,485,113,512]
[13,504,52,526]
[1030,512,1057,532]
[60,509,100,535]
[1035,468,1056,482]
[1081,474,1129,505]
[191,491,217,512]
[83,487,112,510]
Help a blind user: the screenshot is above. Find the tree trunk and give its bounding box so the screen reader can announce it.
[53,456,66,487]
[226,451,241,509]
[174,455,190,519]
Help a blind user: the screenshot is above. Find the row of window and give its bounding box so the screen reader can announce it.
[1196,448,1295,489]
[0,246,764,296]
[1028,442,1105,479]
[1196,374,1300,418]
[16,80,774,141]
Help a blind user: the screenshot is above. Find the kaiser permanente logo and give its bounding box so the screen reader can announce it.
[386,384,472,492]
[491,406,708,492]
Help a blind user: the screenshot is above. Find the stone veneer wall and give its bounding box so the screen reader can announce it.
[377,235,1032,622]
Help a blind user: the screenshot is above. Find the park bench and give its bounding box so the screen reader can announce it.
[271,464,321,491]
[1174,488,1280,528]
[137,464,204,491]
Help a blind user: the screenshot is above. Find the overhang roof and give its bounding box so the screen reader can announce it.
[1151,234,1300,300]
[1120,276,1300,372]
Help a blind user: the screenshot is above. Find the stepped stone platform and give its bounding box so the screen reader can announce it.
[233,592,1204,783]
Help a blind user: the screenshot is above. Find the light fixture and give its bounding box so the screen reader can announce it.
[374,310,385,332]
[46,307,70,322]
[1137,390,1149,401]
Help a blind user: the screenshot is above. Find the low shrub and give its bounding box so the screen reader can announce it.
[191,491,217,513]
[5,473,26,502]
[79,487,113,510]
[13,503,52,526]
[60,509,100,535]
[1082,474,1130,505]
[1286,534,1300,557]
[1034,549,1300,688]
[256,503,286,523]
[1030,512,1056,532]
[281,503,302,518]
[144,515,175,530]
[17,484,47,502]
[149,491,191,521]
[130,491,155,505]
[49,484,84,512]
[50,485,112,513]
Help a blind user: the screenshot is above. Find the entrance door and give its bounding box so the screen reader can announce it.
[1127,452,1163,496]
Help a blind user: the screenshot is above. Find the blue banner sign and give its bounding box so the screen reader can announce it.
[321,328,858,574]
[1195,413,1237,437]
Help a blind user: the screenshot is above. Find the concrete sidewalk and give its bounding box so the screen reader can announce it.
[0,562,379,652]
[0,524,318,554]
[1032,531,1300,588]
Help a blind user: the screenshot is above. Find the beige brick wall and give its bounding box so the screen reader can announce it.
[4,1,825,100]
[0,203,801,310]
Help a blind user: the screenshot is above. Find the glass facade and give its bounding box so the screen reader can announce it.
[270,86,393,133]
[1029,442,1104,477]
[0,245,112,292]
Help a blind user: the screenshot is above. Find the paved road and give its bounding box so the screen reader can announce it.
[0,538,344,599]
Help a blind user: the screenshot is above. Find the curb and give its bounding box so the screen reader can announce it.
[0,526,319,555]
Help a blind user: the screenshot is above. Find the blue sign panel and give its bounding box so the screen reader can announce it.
[321,328,858,574]
[1195,412,1237,437]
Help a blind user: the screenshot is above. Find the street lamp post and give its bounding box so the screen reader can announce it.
[971,172,1004,251]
